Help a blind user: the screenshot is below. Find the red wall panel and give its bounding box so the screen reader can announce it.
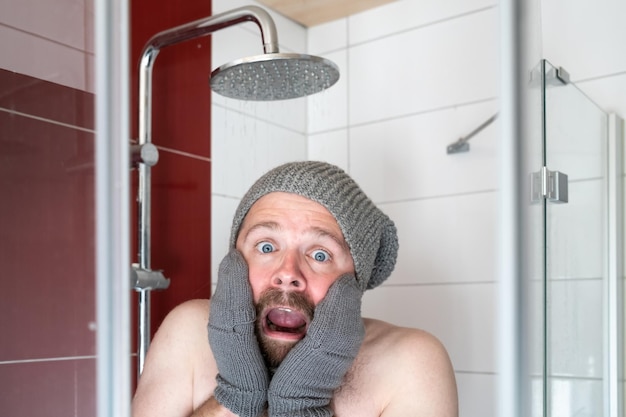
[0,70,96,415]
[129,0,213,349]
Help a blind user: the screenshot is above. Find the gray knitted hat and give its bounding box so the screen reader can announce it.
[229,161,398,291]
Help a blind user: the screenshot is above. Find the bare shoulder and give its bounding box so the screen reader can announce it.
[364,318,451,366]
[360,318,458,417]
[148,298,211,356]
[132,299,213,417]
[166,298,210,323]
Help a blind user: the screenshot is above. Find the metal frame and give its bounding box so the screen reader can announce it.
[95,0,131,415]
[605,113,624,417]
[497,0,529,416]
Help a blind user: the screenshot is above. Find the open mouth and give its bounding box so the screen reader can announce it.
[262,307,309,341]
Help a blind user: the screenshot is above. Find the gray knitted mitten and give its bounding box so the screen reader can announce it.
[208,250,269,417]
[268,274,365,417]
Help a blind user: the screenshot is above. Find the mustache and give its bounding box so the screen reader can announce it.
[255,287,315,320]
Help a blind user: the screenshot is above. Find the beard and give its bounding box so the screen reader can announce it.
[255,288,315,371]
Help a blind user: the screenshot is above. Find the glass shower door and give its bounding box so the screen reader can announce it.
[543,59,609,417]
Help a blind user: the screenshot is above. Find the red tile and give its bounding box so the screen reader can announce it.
[0,111,96,361]
[128,0,214,350]
[130,0,212,159]
[0,69,94,130]
[0,359,96,416]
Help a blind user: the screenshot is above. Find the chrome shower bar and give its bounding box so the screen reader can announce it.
[133,6,283,375]
[447,113,499,154]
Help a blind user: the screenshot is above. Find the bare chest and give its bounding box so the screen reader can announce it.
[193,356,386,416]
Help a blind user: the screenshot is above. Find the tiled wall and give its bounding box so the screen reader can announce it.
[0,0,97,413]
[0,0,95,92]
[0,0,214,413]
[307,3,499,416]
[129,0,213,351]
[0,71,97,414]
[212,0,626,417]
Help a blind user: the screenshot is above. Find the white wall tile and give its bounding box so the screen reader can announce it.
[307,129,349,170]
[84,0,94,54]
[577,74,626,120]
[211,105,307,198]
[85,51,95,93]
[548,279,604,378]
[212,0,306,53]
[0,0,86,50]
[213,95,307,135]
[307,50,348,134]
[308,18,347,54]
[348,8,498,125]
[548,377,603,417]
[528,278,548,377]
[362,283,496,373]
[210,195,240,283]
[523,0,546,73]
[0,25,87,91]
[349,0,496,45]
[349,101,499,202]
[545,81,607,181]
[380,192,496,286]
[541,0,626,81]
[211,22,269,69]
[546,180,604,280]
[455,372,496,417]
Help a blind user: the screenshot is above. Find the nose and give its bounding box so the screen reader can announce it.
[271,252,306,291]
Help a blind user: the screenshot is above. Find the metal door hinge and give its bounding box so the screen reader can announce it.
[531,167,569,203]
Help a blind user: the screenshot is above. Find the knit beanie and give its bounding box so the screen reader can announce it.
[229,161,398,291]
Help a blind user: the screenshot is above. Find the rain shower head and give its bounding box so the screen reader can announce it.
[210,52,340,101]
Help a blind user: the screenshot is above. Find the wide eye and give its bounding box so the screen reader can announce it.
[256,241,275,254]
[312,249,330,262]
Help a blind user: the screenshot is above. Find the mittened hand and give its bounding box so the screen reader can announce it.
[208,250,269,417]
[268,274,365,417]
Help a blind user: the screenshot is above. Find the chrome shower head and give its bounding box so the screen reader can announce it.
[210,52,340,101]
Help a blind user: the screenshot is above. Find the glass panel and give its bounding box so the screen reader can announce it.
[544,59,608,417]
[0,0,96,415]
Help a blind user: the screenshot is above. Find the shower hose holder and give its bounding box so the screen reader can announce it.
[131,264,171,291]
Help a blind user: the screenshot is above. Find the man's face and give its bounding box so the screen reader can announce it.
[235,192,355,368]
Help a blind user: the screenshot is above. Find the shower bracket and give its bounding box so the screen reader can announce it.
[131,264,171,291]
[531,166,569,204]
[131,143,159,168]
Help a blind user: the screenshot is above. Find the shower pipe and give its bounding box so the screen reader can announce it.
[132,6,339,375]
[132,5,278,375]
[446,113,499,154]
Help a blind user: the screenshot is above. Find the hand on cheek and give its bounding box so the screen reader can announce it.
[208,250,269,417]
[268,274,365,417]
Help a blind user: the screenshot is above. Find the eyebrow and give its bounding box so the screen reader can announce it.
[311,226,350,252]
[241,221,282,242]
[241,221,349,252]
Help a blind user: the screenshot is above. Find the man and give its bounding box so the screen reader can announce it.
[132,161,458,417]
